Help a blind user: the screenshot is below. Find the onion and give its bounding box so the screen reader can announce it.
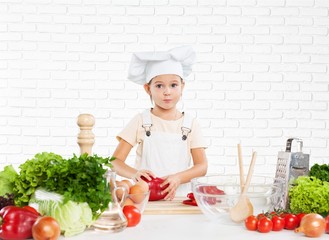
[32,216,61,240]
[294,213,326,238]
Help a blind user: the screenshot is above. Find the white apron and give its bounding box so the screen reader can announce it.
[139,109,193,196]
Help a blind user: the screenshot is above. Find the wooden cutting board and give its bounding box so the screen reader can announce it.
[143,197,202,215]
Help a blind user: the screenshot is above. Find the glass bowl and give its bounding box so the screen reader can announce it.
[191,174,282,224]
[123,191,150,213]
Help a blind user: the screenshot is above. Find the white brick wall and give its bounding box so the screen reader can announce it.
[0,1,328,177]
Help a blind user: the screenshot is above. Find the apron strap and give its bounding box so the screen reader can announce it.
[141,109,194,140]
[142,109,152,137]
[181,112,194,141]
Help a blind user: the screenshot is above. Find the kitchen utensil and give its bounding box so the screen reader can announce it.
[237,144,245,190]
[77,113,95,155]
[229,151,257,223]
[274,138,309,210]
[125,191,150,213]
[92,170,128,232]
[236,144,254,217]
[192,174,280,224]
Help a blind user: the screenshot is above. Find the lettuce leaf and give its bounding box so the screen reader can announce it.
[30,189,93,237]
[13,152,64,205]
[12,152,113,219]
[309,163,329,182]
[0,165,19,196]
[289,176,329,215]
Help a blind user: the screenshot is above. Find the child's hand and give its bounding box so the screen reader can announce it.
[161,175,181,200]
[132,169,154,182]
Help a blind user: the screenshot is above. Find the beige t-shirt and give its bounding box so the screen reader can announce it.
[117,111,207,170]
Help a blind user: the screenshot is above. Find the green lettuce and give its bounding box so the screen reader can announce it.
[289,176,329,215]
[13,152,64,205]
[309,163,329,182]
[12,152,113,219]
[30,189,93,237]
[0,165,18,196]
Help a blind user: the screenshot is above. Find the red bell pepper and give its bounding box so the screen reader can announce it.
[182,192,198,206]
[199,186,225,195]
[0,206,39,240]
[199,186,225,205]
[182,199,197,206]
[141,176,169,201]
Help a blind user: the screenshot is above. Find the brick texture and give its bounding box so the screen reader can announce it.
[0,1,328,176]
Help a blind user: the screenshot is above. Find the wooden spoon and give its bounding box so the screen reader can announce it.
[237,144,254,221]
[237,144,245,191]
[229,151,257,223]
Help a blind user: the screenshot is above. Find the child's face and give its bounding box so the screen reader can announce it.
[144,74,184,110]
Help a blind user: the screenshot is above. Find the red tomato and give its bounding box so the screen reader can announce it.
[245,215,258,231]
[257,217,273,233]
[279,212,287,218]
[123,205,141,227]
[268,211,278,217]
[257,213,266,220]
[271,215,285,231]
[284,213,299,230]
[325,215,329,234]
[296,213,306,227]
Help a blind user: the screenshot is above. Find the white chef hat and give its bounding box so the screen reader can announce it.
[127,45,196,85]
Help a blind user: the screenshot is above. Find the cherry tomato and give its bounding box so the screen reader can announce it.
[284,213,299,230]
[123,205,141,227]
[257,216,273,233]
[245,215,258,231]
[271,215,285,231]
[296,213,306,227]
[269,211,278,217]
[325,215,329,234]
[257,213,266,220]
[279,212,287,218]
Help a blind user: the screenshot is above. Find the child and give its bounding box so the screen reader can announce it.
[112,45,208,200]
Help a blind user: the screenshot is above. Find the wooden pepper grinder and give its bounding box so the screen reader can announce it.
[77,113,95,155]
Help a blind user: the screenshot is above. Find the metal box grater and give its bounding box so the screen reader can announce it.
[274,138,310,210]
